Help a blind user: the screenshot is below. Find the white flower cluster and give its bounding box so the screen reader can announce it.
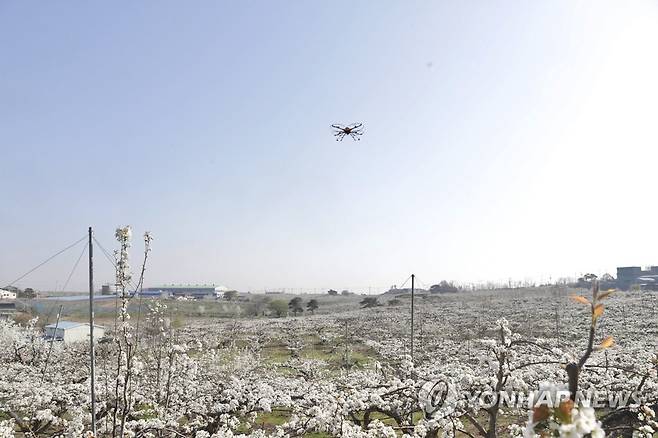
[114,225,133,291]
[632,404,657,438]
[1,286,657,437]
[0,419,15,438]
[523,398,605,438]
[557,407,604,438]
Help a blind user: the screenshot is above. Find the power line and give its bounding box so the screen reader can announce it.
[92,236,116,270]
[92,236,139,293]
[397,275,412,290]
[60,242,87,292]
[5,235,87,287]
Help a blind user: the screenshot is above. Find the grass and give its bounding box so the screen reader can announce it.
[132,403,159,420]
[241,409,332,438]
[455,412,526,437]
[256,410,291,426]
[261,341,377,374]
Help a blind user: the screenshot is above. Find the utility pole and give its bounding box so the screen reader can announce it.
[88,227,97,437]
[344,319,350,375]
[410,274,415,363]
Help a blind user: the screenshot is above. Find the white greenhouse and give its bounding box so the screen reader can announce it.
[44,321,106,343]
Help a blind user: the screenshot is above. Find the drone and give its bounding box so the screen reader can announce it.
[331,123,364,141]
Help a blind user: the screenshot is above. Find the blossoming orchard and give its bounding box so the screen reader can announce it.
[1,228,657,438]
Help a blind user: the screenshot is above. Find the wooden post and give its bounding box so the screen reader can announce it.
[88,227,97,436]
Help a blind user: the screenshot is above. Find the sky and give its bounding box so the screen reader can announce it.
[2,1,658,293]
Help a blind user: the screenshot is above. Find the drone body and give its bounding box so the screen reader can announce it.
[331,123,364,141]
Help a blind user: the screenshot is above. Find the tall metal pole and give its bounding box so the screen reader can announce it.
[410,274,415,363]
[344,320,349,375]
[88,227,97,437]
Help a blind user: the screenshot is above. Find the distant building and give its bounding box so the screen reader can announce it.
[143,284,229,300]
[0,302,16,319]
[44,321,106,343]
[616,266,658,290]
[139,289,171,298]
[101,284,114,295]
[0,289,17,300]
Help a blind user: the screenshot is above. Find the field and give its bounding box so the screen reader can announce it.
[1,286,657,437]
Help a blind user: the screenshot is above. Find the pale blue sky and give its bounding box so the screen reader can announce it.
[2,1,658,292]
